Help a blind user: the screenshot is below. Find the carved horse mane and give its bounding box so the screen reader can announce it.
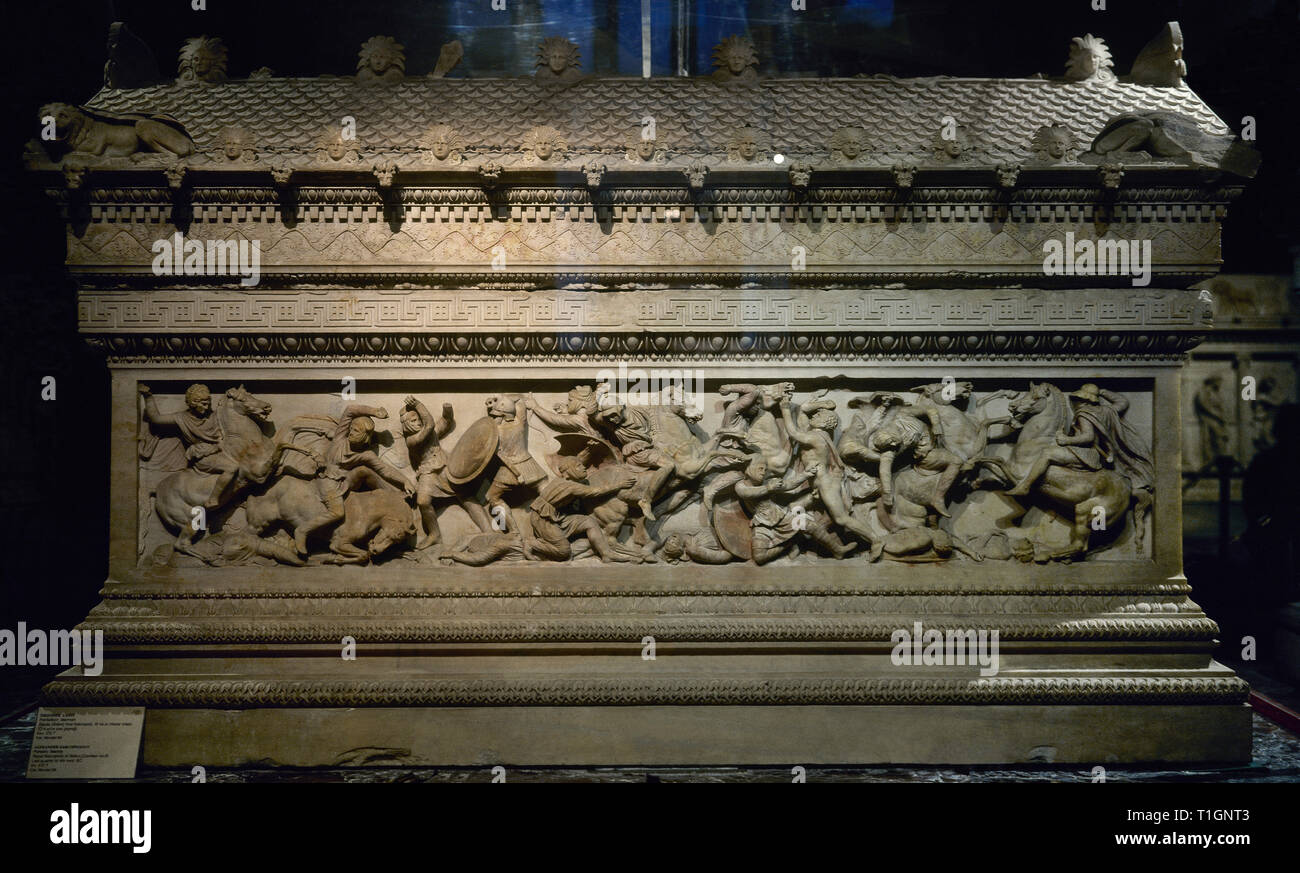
[213,385,275,474]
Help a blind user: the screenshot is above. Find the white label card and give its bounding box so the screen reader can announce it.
[26,707,145,779]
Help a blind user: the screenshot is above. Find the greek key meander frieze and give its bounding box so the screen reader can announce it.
[79,289,1210,333]
[40,677,1251,708]
[136,379,1156,571]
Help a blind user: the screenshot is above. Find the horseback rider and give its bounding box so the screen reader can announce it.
[293,405,413,556]
[591,401,676,522]
[139,383,240,510]
[1007,383,1153,497]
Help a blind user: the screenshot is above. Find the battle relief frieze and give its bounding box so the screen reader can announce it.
[134,378,1154,572]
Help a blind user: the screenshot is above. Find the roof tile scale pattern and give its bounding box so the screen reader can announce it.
[86,76,1231,164]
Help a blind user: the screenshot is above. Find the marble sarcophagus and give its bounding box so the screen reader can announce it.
[29,30,1258,765]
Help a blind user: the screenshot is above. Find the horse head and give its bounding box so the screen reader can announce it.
[242,492,271,532]
[224,384,273,423]
[1008,381,1050,422]
[369,514,416,557]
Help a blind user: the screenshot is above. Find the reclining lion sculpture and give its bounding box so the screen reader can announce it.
[38,102,194,158]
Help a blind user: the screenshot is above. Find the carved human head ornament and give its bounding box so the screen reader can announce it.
[178,36,228,84]
[711,35,758,82]
[316,126,358,162]
[1031,124,1077,162]
[932,124,971,162]
[727,125,765,162]
[522,125,567,162]
[220,126,255,162]
[627,131,663,163]
[421,124,466,162]
[829,127,868,162]
[358,36,405,82]
[536,37,582,81]
[1065,34,1115,83]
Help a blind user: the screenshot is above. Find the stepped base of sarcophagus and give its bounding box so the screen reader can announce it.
[42,562,1251,766]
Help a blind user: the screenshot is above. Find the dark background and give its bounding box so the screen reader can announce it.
[0,0,1295,666]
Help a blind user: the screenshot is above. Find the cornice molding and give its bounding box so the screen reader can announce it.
[50,183,1245,206]
[82,330,1207,361]
[79,616,1220,644]
[68,271,1222,291]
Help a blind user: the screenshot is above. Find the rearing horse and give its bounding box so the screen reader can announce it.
[972,382,1150,560]
[153,386,310,558]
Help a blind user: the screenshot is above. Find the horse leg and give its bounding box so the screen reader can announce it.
[972,416,1013,455]
[1132,488,1153,552]
[964,455,1013,484]
[655,485,695,518]
[1062,498,1105,559]
[631,516,649,547]
[173,524,207,560]
[327,528,371,564]
[1007,455,1052,496]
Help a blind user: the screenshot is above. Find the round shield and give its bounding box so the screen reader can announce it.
[710,495,753,561]
[443,415,499,485]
